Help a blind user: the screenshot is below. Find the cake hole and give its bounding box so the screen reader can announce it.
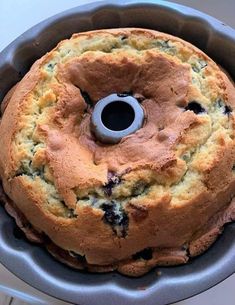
[69,251,87,262]
[101,101,135,131]
[132,248,153,260]
[185,101,205,114]
[121,35,128,41]
[81,90,93,107]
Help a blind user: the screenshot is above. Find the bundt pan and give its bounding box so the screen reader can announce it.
[0,0,235,304]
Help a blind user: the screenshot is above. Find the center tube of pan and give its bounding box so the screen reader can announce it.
[91,93,145,144]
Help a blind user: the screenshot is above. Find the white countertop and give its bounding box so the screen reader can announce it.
[0,0,235,304]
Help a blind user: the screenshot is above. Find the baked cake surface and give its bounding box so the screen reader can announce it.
[0,28,235,276]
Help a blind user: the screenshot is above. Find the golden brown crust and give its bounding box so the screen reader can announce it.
[0,28,235,276]
[1,180,235,276]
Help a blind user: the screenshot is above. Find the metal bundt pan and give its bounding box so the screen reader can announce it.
[0,1,235,304]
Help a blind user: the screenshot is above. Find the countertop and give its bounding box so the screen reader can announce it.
[0,0,234,304]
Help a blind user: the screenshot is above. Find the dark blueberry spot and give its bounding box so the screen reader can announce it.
[185,101,205,114]
[119,213,129,237]
[47,63,54,69]
[232,165,235,171]
[121,35,128,41]
[101,202,119,225]
[132,182,148,196]
[68,209,76,218]
[132,248,153,260]
[103,186,112,197]
[103,172,121,196]
[80,196,89,201]
[15,172,24,177]
[117,91,133,97]
[61,201,76,218]
[81,90,93,107]
[101,201,129,237]
[192,66,200,73]
[122,167,132,175]
[182,153,191,162]
[164,40,170,47]
[40,169,45,180]
[224,105,232,115]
